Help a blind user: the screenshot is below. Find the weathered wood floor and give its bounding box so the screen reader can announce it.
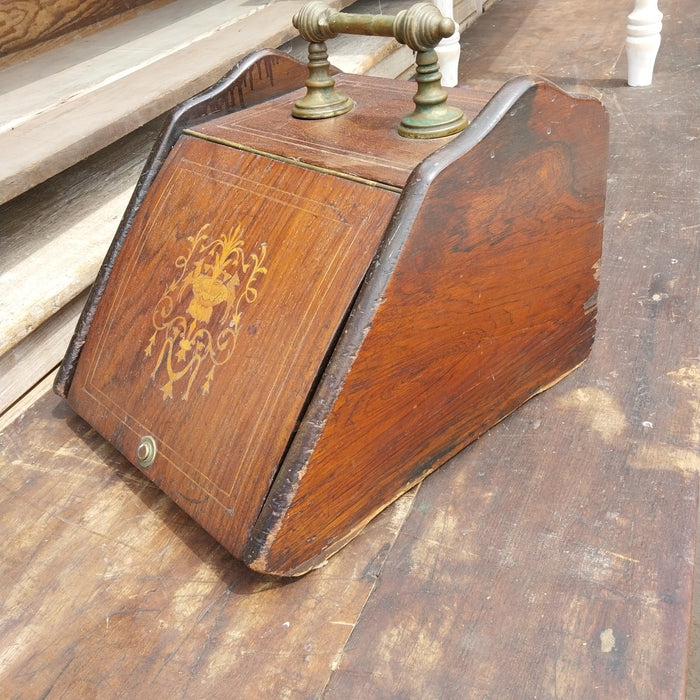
[1,0,698,697]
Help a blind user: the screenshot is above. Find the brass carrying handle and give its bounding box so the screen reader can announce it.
[293,1,454,51]
[291,1,468,139]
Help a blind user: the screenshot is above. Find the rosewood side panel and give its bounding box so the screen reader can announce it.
[247,79,608,574]
[56,52,608,575]
[55,50,309,397]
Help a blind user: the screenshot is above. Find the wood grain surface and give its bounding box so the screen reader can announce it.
[0,391,418,699]
[0,1,340,203]
[0,0,697,695]
[250,79,608,574]
[322,423,698,698]
[56,50,310,397]
[195,74,494,189]
[0,0,155,55]
[67,135,397,556]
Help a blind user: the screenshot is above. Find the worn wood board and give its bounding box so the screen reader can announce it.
[0,0,157,55]
[0,0,697,695]
[0,392,418,698]
[0,0,355,203]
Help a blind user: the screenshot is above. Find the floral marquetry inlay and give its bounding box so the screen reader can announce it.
[145,223,268,400]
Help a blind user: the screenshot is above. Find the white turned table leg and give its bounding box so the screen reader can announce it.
[434,0,461,87]
[626,0,663,86]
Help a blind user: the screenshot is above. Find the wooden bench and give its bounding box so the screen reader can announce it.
[0,0,697,695]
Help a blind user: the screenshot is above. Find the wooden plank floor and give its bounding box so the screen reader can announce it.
[1,0,698,697]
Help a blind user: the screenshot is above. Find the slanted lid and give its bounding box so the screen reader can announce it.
[67,132,399,556]
[190,74,489,189]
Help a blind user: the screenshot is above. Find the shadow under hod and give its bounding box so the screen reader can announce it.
[54,396,297,594]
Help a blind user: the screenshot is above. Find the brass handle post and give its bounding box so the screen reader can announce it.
[291,1,468,138]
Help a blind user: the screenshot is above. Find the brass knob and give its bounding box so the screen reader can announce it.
[137,435,157,468]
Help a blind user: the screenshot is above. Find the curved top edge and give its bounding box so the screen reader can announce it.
[414,76,538,183]
[54,49,308,398]
[410,74,607,190]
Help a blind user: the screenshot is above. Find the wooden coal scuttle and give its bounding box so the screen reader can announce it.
[55,2,608,576]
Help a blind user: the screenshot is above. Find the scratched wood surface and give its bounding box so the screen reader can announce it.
[0,392,418,698]
[1,0,698,697]
[0,0,157,56]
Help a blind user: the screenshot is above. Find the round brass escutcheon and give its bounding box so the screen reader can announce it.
[137,436,157,468]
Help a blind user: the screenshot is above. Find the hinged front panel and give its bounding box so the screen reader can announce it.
[68,134,398,555]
